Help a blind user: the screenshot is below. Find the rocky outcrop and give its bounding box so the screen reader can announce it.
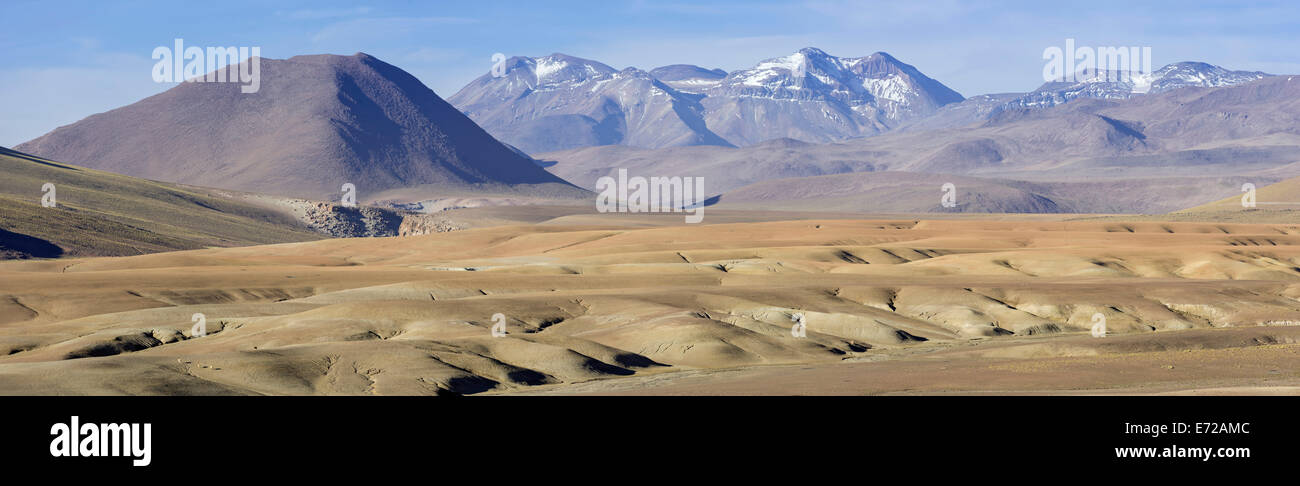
[279,199,461,238]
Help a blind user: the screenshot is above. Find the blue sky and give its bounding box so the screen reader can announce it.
[2,0,1298,146]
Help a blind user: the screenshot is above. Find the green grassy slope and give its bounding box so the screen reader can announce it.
[1152,176,1300,224]
[0,147,322,258]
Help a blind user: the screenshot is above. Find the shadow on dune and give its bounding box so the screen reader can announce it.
[0,228,64,259]
[442,376,500,395]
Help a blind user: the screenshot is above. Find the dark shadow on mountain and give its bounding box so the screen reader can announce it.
[0,147,80,172]
[680,194,723,211]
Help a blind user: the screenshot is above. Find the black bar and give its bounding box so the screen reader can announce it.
[3,396,1290,475]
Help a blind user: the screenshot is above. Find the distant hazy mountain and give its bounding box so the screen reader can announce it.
[906,62,1271,131]
[712,170,1266,214]
[540,75,1300,213]
[648,64,727,93]
[1008,61,1270,109]
[449,48,963,152]
[448,54,733,154]
[893,93,1023,133]
[18,53,585,202]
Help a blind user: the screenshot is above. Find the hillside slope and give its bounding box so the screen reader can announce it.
[0,147,322,258]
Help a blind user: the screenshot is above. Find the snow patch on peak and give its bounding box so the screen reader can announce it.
[1130,71,1156,94]
[753,53,804,75]
[863,75,914,103]
[534,58,569,82]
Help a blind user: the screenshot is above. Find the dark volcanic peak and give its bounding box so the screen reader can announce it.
[18,53,582,201]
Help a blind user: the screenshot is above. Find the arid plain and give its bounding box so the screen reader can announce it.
[3,208,1300,395]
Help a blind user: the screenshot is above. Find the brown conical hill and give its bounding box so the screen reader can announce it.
[18,53,587,202]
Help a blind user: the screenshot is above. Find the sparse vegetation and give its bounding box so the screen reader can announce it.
[0,147,322,258]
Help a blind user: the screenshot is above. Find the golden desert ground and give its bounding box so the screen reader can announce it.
[3,209,1300,395]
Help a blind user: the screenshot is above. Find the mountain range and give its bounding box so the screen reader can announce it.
[449,48,966,153]
[452,48,1271,154]
[901,61,1272,132]
[9,49,1295,225]
[540,74,1300,213]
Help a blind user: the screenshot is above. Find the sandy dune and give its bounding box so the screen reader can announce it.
[3,216,1300,395]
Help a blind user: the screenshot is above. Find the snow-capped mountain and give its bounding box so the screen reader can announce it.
[447,53,731,154]
[450,51,1262,154]
[448,48,964,153]
[1007,61,1269,109]
[898,61,1272,131]
[699,48,964,146]
[1137,62,1269,93]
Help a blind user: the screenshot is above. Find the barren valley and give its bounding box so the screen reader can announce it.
[4,213,1299,395]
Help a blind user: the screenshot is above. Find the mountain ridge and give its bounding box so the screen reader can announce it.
[449,47,966,153]
[904,61,1272,132]
[540,75,1300,213]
